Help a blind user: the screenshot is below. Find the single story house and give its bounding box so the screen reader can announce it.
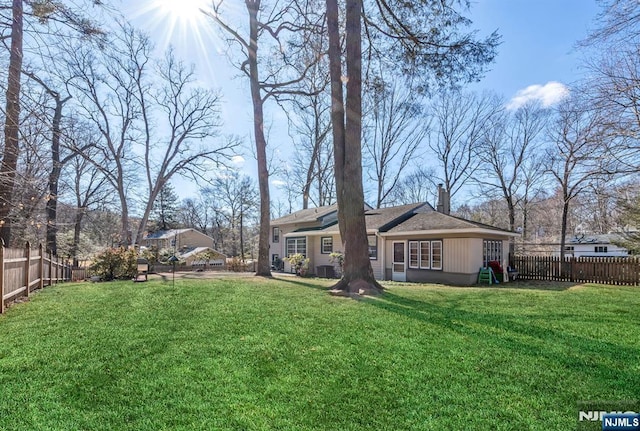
[179,246,227,268]
[559,233,630,257]
[143,228,215,251]
[270,188,519,285]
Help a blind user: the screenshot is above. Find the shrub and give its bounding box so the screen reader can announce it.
[285,253,310,276]
[91,247,138,281]
[228,257,251,272]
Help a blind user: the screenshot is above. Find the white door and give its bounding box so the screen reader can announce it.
[392,241,406,282]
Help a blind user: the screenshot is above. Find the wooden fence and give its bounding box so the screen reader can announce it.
[512,255,640,286]
[1,241,72,314]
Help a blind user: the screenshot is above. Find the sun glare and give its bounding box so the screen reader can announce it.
[154,0,209,23]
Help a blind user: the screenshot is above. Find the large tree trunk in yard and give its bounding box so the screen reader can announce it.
[326,0,381,296]
[0,0,23,245]
[247,0,272,277]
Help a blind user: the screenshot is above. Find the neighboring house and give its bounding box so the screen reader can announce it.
[143,228,215,251]
[180,247,227,268]
[270,189,519,285]
[559,234,630,257]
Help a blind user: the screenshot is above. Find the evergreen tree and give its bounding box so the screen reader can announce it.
[150,183,180,231]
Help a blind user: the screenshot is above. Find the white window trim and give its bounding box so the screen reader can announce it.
[431,240,443,270]
[409,241,419,269]
[407,240,441,270]
[321,237,333,254]
[420,241,431,269]
[286,237,307,257]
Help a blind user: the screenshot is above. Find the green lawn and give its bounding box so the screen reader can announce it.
[0,276,638,430]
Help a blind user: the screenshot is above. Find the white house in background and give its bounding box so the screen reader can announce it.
[270,187,520,285]
[560,233,630,257]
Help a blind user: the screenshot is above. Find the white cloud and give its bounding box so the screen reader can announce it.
[231,155,245,165]
[271,179,286,187]
[507,81,569,110]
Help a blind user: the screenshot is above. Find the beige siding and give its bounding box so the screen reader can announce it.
[179,230,213,249]
[370,255,384,280]
[443,237,486,274]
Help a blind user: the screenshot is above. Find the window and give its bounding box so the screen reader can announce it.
[483,240,502,266]
[420,241,431,269]
[595,246,608,253]
[286,237,306,257]
[272,227,280,243]
[368,235,378,260]
[409,241,419,268]
[321,237,333,254]
[408,240,441,270]
[431,241,442,270]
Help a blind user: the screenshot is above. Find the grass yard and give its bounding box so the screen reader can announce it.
[0,276,638,430]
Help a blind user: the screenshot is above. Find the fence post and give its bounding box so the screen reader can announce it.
[48,249,53,287]
[24,241,31,297]
[38,243,44,290]
[0,238,4,314]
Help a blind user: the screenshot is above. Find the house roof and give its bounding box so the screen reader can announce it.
[271,204,338,225]
[144,228,192,239]
[179,246,226,259]
[365,203,430,232]
[288,202,429,236]
[567,233,627,245]
[384,211,518,236]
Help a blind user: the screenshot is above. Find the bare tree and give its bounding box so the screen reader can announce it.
[0,0,23,244]
[179,197,210,235]
[476,100,549,235]
[65,25,142,246]
[133,48,236,245]
[66,23,235,246]
[62,142,111,267]
[204,0,325,276]
[0,0,103,245]
[284,61,334,209]
[363,79,427,208]
[202,174,258,259]
[428,89,499,201]
[388,166,438,206]
[546,95,610,261]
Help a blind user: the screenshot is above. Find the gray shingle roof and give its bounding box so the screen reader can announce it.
[385,211,516,234]
[271,204,338,225]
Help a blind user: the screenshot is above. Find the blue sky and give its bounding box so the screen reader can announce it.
[127,0,603,203]
[470,0,599,106]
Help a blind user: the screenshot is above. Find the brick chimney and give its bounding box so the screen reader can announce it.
[436,184,450,215]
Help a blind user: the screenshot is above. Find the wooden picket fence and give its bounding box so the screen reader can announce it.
[1,241,72,314]
[512,255,640,286]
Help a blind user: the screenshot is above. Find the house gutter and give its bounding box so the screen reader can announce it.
[378,228,521,238]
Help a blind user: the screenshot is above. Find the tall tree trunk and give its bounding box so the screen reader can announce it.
[247,0,272,276]
[559,196,570,278]
[326,0,346,240]
[239,210,244,262]
[0,0,24,245]
[46,95,71,254]
[326,0,381,294]
[72,208,84,267]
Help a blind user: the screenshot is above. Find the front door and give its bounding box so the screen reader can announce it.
[392,241,406,282]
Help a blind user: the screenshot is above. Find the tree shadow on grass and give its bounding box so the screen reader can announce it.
[273,276,335,292]
[497,280,581,291]
[360,290,640,393]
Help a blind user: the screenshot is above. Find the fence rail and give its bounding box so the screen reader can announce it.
[513,255,640,286]
[1,241,72,314]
